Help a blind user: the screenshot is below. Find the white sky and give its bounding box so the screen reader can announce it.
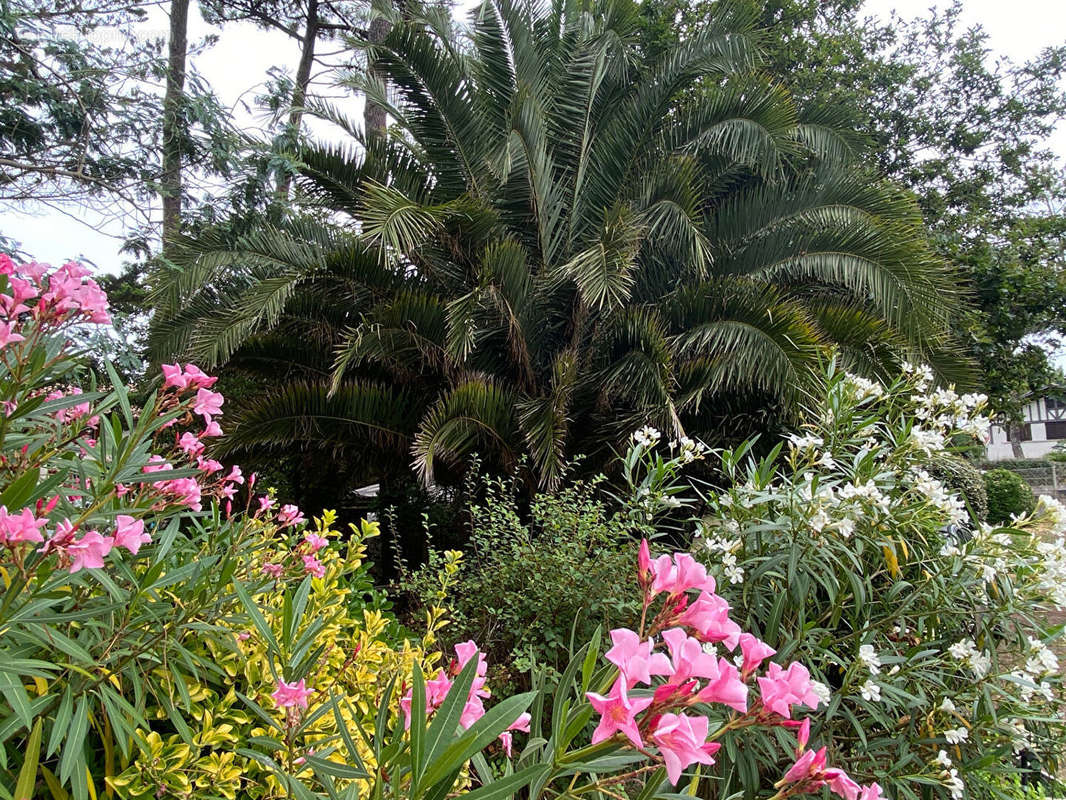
[8,0,1066,272]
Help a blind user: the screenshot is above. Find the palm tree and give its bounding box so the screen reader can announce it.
[149,0,968,495]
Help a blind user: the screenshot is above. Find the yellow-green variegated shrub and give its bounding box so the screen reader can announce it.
[109,513,462,799]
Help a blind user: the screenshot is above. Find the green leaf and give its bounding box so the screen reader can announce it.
[410,662,427,788]
[462,763,550,800]
[14,717,42,800]
[419,691,536,790]
[0,469,38,511]
[0,674,32,733]
[57,696,87,786]
[233,578,280,657]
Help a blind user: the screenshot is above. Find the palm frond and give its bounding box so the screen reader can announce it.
[412,377,519,484]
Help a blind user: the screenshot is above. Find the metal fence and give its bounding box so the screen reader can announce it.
[1003,464,1066,500]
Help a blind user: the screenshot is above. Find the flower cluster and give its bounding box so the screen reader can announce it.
[1033,495,1066,607]
[677,364,1065,800]
[0,254,110,331]
[577,540,882,796]
[399,641,531,755]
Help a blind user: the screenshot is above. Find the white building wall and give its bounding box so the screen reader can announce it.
[985,396,1065,461]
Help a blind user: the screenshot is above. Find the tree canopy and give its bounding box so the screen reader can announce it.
[149,0,967,496]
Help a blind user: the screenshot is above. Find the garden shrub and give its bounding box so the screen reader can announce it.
[686,362,1065,800]
[0,255,444,799]
[399,433,707,688]
[928,452,989,521]
[400,474,644,685]
[985,467,1037,523]
[252,537,894,800]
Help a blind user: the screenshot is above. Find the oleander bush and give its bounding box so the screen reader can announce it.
[0,254,444,799]
[985,467,1037,523]
[686,363,1065,800]
[247,536,896,800]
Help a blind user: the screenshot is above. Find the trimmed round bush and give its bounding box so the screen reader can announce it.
[930,453,989,522]
[984,467,1037,523]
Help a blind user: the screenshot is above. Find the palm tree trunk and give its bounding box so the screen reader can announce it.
[276,0,319,199]
[161,0,189,253]
[364,14,391,138]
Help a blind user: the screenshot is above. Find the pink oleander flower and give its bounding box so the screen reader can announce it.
[606,628,671,687]
[676,591,741,650]
[161,477,202,511]
[400,669,454,729]
[454,640,490,684]
[650,552,717,598]
[161,363,188,391]
[262,562,284,579]
[825,768,862,800]
[224,465,244,485]
[220,484,237,500]
[859,783,886,800]
[758,662,823,719]
[182,364,217,389]
[0,506,46,544]
[192,388,224,422]
[586,678,653,748]
[0,321,24,348]
[178,432,204,457]
[115,483,130,497]
[278,504,305,527]
[201,420,223,437]
[68,531,114,572]
[237,631,251,641]
[796,717,811,751]
[302,554,325,578]
[499,712,532,756]
[652,712,720,785]
[197,456,223,475]
[304,533,328,553]
[661,627,721,684]
[638,539,654,587]
[695,656,748,712]
[113,515,150,554]
[784,746,827,784]
[460,694,486,729]
[143,455,172,473]
[272,678,312,709]
[738,633,776,675]
[258,495,275,513]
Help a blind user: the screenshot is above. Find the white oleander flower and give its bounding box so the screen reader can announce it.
[943,727,968,745]
[939,698,956,713]
[944,768,964,800]
[787,432,824,450]
[968,650,991,679]
[858,644,882,674]
[948,639,976,660]
[633,425,661,447]
[860,679,881,702]
[934,750,953,768]
[810,680,832,706]
[809,507,831,533]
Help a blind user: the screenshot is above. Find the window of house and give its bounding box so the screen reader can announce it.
[1046,421,1066,440]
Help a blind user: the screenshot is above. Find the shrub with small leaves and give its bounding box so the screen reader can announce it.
[984,467,1037,523]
